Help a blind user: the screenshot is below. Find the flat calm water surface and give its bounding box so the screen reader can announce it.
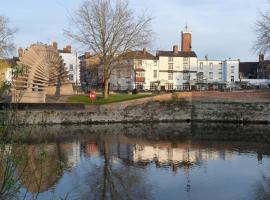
[4,123,270,200]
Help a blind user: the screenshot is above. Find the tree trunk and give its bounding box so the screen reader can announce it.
[103,78,109,99]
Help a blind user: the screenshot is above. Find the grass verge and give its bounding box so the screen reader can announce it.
[67,93,154,105]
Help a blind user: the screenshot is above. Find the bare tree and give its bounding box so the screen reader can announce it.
[0,15,17,57]
[64,0,153,98]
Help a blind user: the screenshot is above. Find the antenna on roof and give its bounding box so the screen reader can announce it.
[185,22,188,31]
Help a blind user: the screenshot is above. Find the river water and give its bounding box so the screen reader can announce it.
[5,123,270,200]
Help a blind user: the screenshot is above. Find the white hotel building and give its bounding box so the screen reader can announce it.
[109,28,239,91]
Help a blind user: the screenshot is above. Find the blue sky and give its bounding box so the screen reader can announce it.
[0,0,269,61]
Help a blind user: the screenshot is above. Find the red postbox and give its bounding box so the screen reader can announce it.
[88,91,96,102]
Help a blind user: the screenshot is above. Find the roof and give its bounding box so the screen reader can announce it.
[157,51,197,58]
[120,51,158,60]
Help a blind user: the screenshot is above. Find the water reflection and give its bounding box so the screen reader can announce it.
[4,123,270,200]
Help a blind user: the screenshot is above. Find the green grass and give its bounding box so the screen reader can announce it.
[67,93,154,105]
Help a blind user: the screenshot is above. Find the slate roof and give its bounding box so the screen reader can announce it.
[157,51,197,58]
[120,51,158,60]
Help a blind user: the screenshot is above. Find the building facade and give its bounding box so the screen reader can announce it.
[55,43,81,87]
[81,28,240,92]
[110,48,159,91]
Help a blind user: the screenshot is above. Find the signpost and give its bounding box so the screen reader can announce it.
[88,90,96,103]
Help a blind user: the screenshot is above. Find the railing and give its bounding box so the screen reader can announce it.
[82,83,270,93]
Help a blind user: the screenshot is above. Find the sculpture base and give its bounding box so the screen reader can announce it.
[12,90,46,103]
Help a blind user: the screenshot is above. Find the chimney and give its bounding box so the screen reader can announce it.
[63,45,72,53]
[52,42,58,50]
[143,48,147,54]
[259,54,264,63]
[18,48,24,57]
[173,45,179,54]
[85,52,91,59]
[181,31,192,52]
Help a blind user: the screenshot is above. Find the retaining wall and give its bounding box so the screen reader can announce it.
[1,100,269,125]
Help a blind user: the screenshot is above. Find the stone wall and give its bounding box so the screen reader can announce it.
[1,100,269,125]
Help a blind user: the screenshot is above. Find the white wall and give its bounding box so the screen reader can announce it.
[60,52,81,85]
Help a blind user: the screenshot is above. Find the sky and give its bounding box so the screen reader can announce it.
[0,0,269,61]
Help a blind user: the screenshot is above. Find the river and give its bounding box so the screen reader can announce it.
[2,122,270,200]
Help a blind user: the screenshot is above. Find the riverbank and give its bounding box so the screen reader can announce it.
[1,91,269,125]
[1,100,269,125]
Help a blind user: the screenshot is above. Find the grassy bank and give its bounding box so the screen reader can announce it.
[67,93,153,105]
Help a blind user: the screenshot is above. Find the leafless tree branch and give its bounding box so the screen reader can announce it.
[0,15,17,58]
[64,0,153,98]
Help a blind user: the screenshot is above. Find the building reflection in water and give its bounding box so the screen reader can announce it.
[8,133,270,199]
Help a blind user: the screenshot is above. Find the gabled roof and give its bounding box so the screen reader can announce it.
[157,51,197,58]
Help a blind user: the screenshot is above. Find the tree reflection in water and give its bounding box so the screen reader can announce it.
[2,122,270,200]
[0,143,69,200]
[77,141,153,200]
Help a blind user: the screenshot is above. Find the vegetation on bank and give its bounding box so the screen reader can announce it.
[66,93,154,105]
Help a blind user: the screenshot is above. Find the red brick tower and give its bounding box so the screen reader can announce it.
[181,25,192,52]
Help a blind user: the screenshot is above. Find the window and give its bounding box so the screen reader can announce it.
[209,63,213,70]
[136,72,145,77]
[168,63,173,70]
[219,72,222,79]
[153,70,157,78]
[209,72,213,79]
[154,60,157,66]
[200,62,203,70]
[219,63,223,70]
[183,58,189,70]
[183,63,189,70]
[150,82,157,90]
[231,76,234,82]
[168,72,173,80]
[69,64,74,71]
[136,83,144,90]
[168,57,174,63]
[69,74,74,81]
[134,60,142,69]
[183,72,190,80]
[231,66,235,73]
[166,83,174,90]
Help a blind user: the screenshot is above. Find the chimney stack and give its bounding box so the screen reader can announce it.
[181,31,192,52]
[52,42,58,50]
[85,52,91,59]
[63,45,72,53]
[18,48,24,57]
[173,45,179,54]
[143,47,147,54]
[259,54,264,63]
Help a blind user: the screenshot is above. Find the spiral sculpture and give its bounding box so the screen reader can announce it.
[12,43,73,103]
